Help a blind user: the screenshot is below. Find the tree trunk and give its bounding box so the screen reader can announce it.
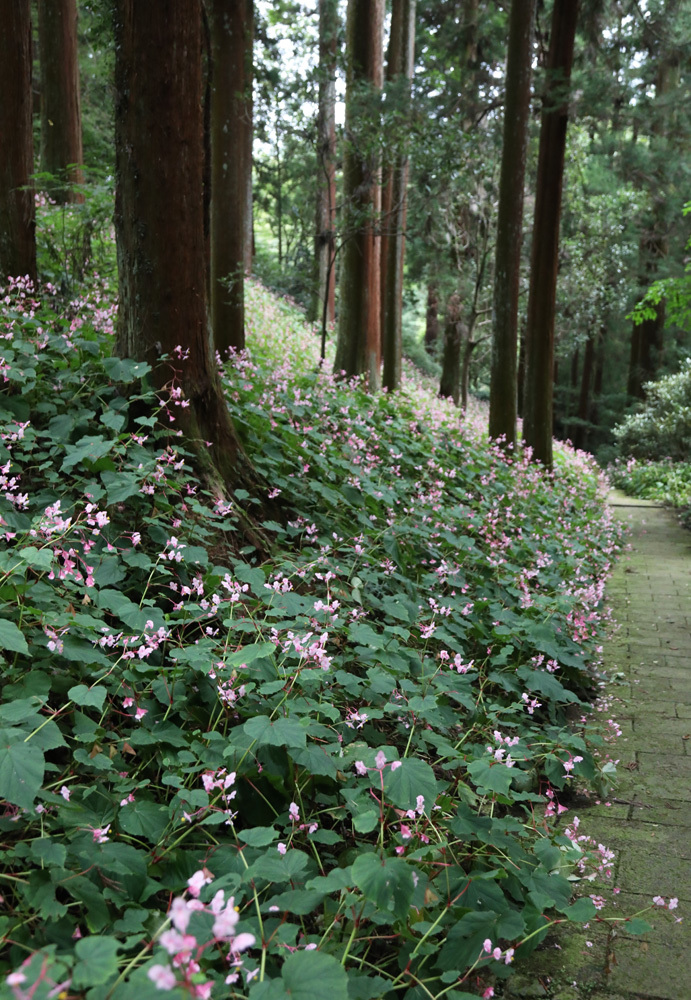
[573,332,595,451]
[0,0,36,281]
[334,0,384,390]
[382,0,416,393]
[311,0,338,329]
[113,0,249,492]
[208,0,253,357]
[488,0,535,448]
[439,292,462,405]
[522,0,579,469]
[424,280,439,353]
[37,0,84,204]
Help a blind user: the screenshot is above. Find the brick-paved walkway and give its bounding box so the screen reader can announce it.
[505,496,691,1000]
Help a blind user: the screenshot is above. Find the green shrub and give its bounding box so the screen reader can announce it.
[613,359,691,461]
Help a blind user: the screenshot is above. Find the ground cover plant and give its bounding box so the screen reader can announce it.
[0,270,669,1000]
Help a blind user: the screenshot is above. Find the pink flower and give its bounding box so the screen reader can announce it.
[504,948,515,964]
[669,898,679,910]
[483,938,493,954]
[135,707,148,720]
[277,842,287,855]
[355,761,367,776]
[6,972,27,987]
[187,870,212,898]
[390,760,402,771]
[91,824,110,844]
[230,932,255,953]
[170,897,191,933]
[289,802,300,822]
[148,964,177,990]
[374,750,387,770]
[653,895,666,906]
[483,989,494,999]
[59,785,70,801]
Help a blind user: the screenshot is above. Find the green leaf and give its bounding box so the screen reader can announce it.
[281,950,349,1000]
[466,758,515,796]
[0,618,28,654]
[226,641,276,667]
[243,715,306,749]
[238,826,278,847]
[0,741,44,808]
[563,897,597,922]
[0,697,43,723]
[68,684,107,711]
[17,546,53,571]
[62,435,114,472]
[73,935,120,987]
[118,800,170,842]
[245,849,310,883]
[625,917,653,935]
[30,838,67,868]
[347,975,393,1000]
[265,888,326,915]
[352,853,415,920]
[383,758,438,813]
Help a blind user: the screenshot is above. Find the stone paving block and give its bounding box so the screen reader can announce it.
[605,938,688,999]
[615,845,690,898]
[628,796,691,826]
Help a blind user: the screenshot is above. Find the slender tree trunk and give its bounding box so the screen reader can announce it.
[522,0,579,469]
[488,0,535,447]
[0,0,36,281]
[382,0,416,393]
[208,0,253,357]
[37,0,84,204]
[334,0,384,390]
[439,292,462,405]
[573,332,594,450]
[311,0,338,328]
[113,0,248,491]
[424,280,439,353]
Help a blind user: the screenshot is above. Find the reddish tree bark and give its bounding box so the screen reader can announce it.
[113,0,248,490]
[488,0,535,448]
[37,0,84,204]
[208,0,253,356]
[382,0,416,393]
[334,0,384,389]
[311,0,338,330]
[522,0,579,469]
[0,0,36,280]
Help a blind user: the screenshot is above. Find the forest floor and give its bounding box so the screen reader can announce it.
[503,495,691,1000]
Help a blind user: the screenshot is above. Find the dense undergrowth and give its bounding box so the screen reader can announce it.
[0,269,659,1000]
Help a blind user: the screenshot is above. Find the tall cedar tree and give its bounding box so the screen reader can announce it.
[37,0,84,204]
[311,0,338,331]
[0,0,36,281]
[439,293,462,405]
[488,0,535,447]
[381,0,416,393]
[208,0,253,356]
[113,0,249,492]
[627,0,681,399]
[334,0,384,389]
[522,0,579,469]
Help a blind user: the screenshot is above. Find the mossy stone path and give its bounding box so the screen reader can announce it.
[505,496,691,1000]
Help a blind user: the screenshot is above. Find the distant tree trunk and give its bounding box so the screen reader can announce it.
[0,0,36,281]
[488,0,535,447]
[113,0,248,491]
[311,0,338,328]
[37,0,84,204]
[626,6,679,399]
[522,0,579,469]
[573,332,595,450]
[334,0,384,390]
[382,0,416,393]
[424,280,439,353]
[439,292,462,405]
[208,0,253,356]
[460,328,477,411]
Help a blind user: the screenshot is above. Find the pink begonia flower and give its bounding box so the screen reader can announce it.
[483,989,494,999]
[289,802,300,822]
[212,906,240,941]
[355,761,367,776]
[277,842,287,855]
[400,824,413,840]
[91,824,110,844]
[483,938,493,954]
[390,760,402,771]
[147,964,177,990]
[230,932,256,954]
[6,972,27,987]
[669,898,679,910]
[374,750,387,770]
[59,785,70,801]
[304,943,318,951]
[492,947,502,960]
[504,948,515,964]
[135,707,148,720]
[653,895,665,906]
[187,870,212,898]
[170,897,191,932]
[193,982,212,999]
